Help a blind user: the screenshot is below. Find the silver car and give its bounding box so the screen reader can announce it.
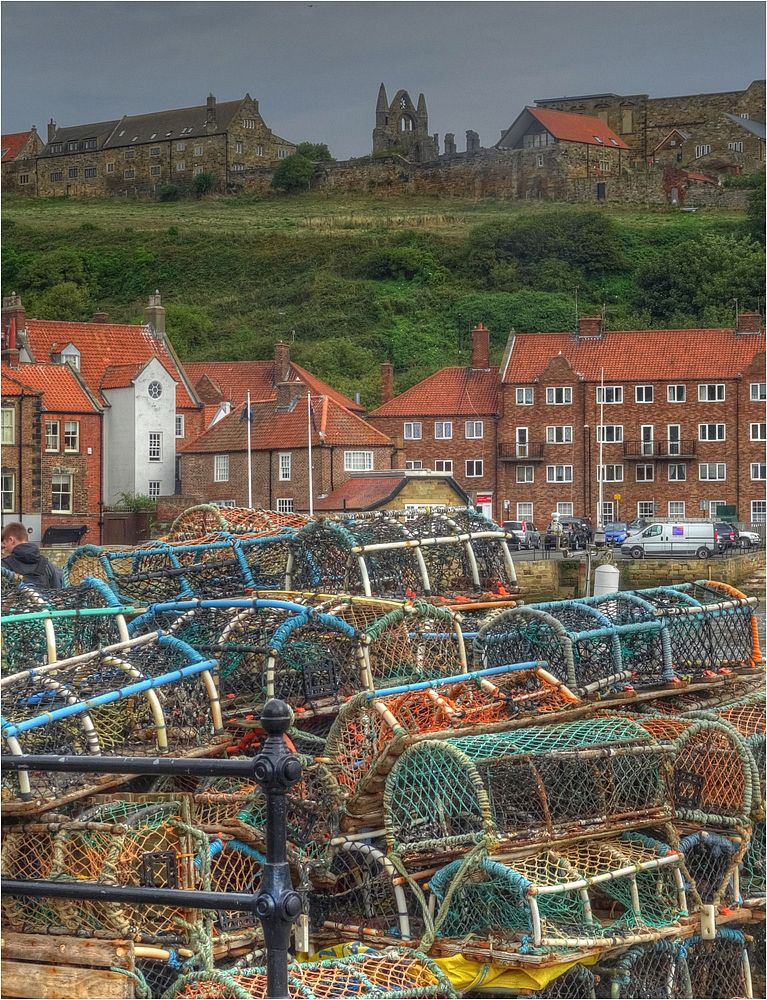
[502,520,541,549]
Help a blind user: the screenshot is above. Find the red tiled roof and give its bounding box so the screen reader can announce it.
[684,170,718,186]
[100,362,151,389]
[181,394,392,454]
[183,361,365,414]
[1,131,33,162]
[369,367,499,417]
[2,363,101,412]
[502,328,766,383]
[24,319,198,408]
[314,476,404,511]
[527,107,629,150]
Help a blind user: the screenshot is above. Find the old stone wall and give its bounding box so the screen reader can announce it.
[620,550,764,590]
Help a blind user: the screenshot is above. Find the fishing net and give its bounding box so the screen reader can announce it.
[237,757,343,864]
[429,832,686,951]
[472,602,669,695]
[740,821,766,902]
[309,841,420,942]
[64,535,293,602]
[638,582,761,674]
[287,511,516,600]
[594,940,685,999]
[326,666,582,810]
[1,571,128,674]
[745,919,765,998]
[166,949,457,999]
[384,716,670,857]
[632,715,759,827]
[2,794,203,944]
[363,602,467,688]
[167,505,308,540]
[679,829,746,905]
[684,928,751,999]
[1,634,224,810]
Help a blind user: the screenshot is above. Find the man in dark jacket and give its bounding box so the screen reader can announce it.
[1,523,63,589]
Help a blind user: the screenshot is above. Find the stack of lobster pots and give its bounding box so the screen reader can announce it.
[0,505,764,999]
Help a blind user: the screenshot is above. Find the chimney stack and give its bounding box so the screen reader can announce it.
[3,316,20,369]
[736,310,762,335]
[274,341,291,383]
[47,118,57,143]
[144,290,165,335]
[470,323,490,369]
[206,93,217,131]
[92,311,109,324]
[275,379,304,411]
[380,362,394,403]
[2,293,26,338]
[577,315,603,339]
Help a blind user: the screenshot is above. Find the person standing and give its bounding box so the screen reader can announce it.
[1,523,63,589]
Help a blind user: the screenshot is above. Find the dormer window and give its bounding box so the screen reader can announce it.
[67,141,78,151]
[83,138,96,150]
[50,143,63,153]
[59,344,81,369]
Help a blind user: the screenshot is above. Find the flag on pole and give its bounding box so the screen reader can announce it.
[240,403,254,423]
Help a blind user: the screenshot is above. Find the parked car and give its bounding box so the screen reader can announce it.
[604,521,629,546]
[544,516,592,551]
[621,521,716,559]
[627,517,650,534]
[713,522,737,553]
[737,528,762,549]
[502,520,541,550]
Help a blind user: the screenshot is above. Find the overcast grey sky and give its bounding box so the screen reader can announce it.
[2,2,764,158]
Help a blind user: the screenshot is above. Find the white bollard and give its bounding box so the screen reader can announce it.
[593,563,620,596]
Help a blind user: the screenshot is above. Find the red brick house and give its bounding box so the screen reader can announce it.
[178,379,394,513]
[498,314,766,526]
[2,360,103,542]
[367,325,500,519]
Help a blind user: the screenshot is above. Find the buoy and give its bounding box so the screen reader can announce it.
[593,563,620,596]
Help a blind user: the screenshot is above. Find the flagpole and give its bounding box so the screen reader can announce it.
[246,390,253,509]
[598,367,604,530]
[307,391,314,516]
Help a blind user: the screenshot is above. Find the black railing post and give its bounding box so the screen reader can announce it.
[251,699,303,1000]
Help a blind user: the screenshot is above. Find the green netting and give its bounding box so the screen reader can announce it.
[384,717,670,854]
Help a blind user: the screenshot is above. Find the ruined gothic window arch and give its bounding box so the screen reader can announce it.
[400,116,413,132]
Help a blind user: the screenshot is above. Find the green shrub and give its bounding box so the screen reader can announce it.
[193,172,216,197]
[296,142,333,161]
[158,184,180,202]
[272,154,315,193]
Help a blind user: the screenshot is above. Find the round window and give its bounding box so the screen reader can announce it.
[148,381,163,399]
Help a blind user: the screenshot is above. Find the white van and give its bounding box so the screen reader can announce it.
[621,521,716,559]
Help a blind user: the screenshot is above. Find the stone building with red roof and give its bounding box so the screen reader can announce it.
[367,325,500,520]
[498,314,766,527]
[1,128,44,194]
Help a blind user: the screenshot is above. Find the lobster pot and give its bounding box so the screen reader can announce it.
[192,775,259,836]
[309,841,420,942]
[473,603,669,695]
[531,965,597,1000]
[1,635,223,810]
[634,716,759,828]
[638,581,761,674]
[740,821,766,901]
[5,796,201,944]
[64,534,294,602]
[204,836,265,949]
[1,823,61,932]
[167,504,309,540]
[289,518,426,598]
[713,698,766,789]
[1,572,127,674]
[684,929,753,999]
[237,758,343,864]
[166,950,457,999]
[594,940,686,999]
[679,829,746,906]
[363,602,467,688]
[745,919,765,993]
[326,665,580,803]
[384,717,670,858]
[429,833,687,951]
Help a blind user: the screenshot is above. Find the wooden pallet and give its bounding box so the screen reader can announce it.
[1,932,135,999]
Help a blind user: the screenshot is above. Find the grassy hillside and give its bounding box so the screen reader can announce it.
[3,193,760,406]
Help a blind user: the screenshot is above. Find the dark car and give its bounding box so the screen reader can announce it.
[713,521,737,553]
[502,520,541,550]
[604,521,629,546]
[544,516,592,551]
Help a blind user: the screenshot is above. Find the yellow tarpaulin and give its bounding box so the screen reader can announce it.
[304,942,598,994]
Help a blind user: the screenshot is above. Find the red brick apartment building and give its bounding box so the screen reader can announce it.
[367,325,499,519]
[498,314,766,526]
[370,316,766,526]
